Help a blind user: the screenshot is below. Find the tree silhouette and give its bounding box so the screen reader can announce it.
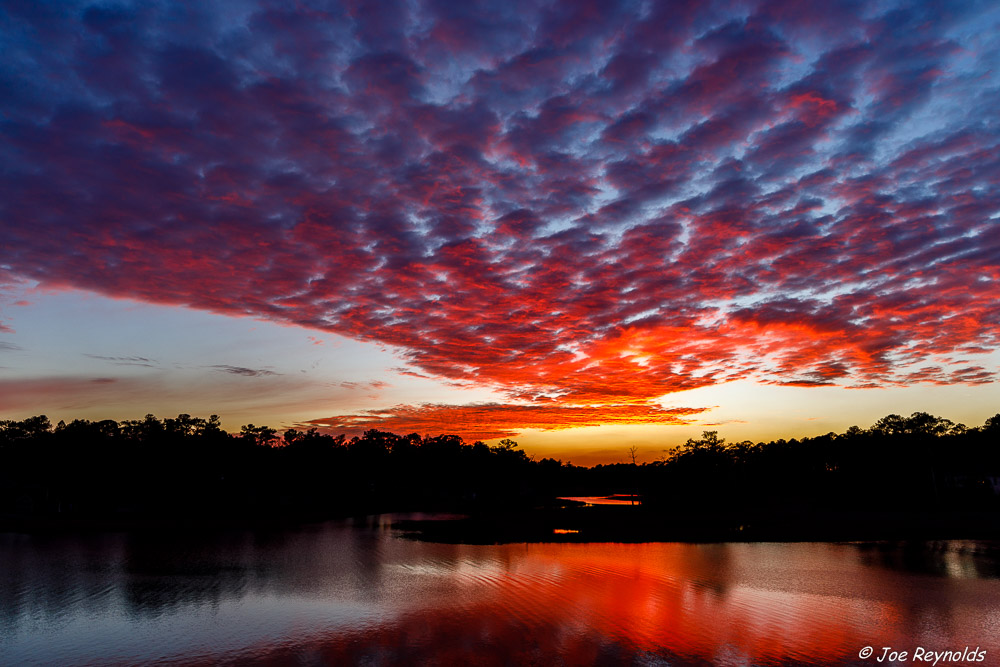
[1,410,998,527]
[240,424,277,447]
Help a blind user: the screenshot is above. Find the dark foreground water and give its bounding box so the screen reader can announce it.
[2,516,999,666]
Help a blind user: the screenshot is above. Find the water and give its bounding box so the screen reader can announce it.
[2,516,999,665]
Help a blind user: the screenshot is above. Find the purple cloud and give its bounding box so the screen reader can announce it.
[1,0,998,430]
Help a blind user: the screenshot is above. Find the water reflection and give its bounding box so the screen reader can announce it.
[1,520,998,665]
[854,540,1000,580]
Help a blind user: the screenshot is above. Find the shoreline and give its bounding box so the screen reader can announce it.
[394,506,1000,544]
[5,506,1000,545]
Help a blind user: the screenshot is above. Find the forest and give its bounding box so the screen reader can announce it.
[1,411,998,531]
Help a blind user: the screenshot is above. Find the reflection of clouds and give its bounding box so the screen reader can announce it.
[3,527,1000,665]
[854,541,1000,581]
[387,559,511,583]
[939,541,1000,580]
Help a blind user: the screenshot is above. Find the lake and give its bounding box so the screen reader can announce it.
[2,515,999,665]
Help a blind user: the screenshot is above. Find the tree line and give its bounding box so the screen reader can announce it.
[0,414,545,520]
[1,411,998,524]
[640,412,1000,512]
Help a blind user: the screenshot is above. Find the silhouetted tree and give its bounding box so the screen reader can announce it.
[241,424,277,447]
[2,410,998,525]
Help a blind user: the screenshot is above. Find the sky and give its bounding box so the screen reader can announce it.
[1,0,999,464]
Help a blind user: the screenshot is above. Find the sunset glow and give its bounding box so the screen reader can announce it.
[1,0,998,461]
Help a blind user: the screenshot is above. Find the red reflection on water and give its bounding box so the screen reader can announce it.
[223,541,1000,666]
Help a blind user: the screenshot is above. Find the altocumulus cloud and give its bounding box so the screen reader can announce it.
[211,365,278,378]
[1,0,999,432]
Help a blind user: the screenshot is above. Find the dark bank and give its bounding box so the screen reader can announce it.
[2,411,999,542]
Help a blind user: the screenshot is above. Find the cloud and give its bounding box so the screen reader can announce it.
[0,376,141,412]
[211,365,278,378]
[302,402,708,440]
[2,0,999,433]
[0,341,23,352]
[84,354,157,367]
[338,380,390,390]
[699,419,749,427]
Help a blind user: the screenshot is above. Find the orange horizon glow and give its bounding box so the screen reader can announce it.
[301,401,707,441]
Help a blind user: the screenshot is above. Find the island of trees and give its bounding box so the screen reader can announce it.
[1,411,998,540]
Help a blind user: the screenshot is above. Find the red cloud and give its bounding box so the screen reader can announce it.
[2,0,998,436]
[302,402,708,440]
